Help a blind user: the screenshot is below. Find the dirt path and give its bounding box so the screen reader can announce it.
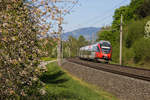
[39,60,57,67]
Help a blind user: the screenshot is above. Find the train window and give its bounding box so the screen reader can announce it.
[93,46,97,52]
[100,42,111,47]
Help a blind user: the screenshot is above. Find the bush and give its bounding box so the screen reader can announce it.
[123,17,150,66]
[132,38,150,63]
[125,20,145,48]
[125,16,150,48]
[0,0,42,99]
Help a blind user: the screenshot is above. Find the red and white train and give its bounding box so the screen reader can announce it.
[79,40,112,62]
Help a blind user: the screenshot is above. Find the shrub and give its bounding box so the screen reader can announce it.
[0,0,42,99]
[132,38,150,63]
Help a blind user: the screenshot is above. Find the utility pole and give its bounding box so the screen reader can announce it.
[61,40,63,59]
[54,0,78,66]
[92,32,95,44]
[69,47,71,57]
[66,40,70,58]
[120,14,123,65]
[61,31,64,59]
[57,34,62,66]
[57,10,63,66]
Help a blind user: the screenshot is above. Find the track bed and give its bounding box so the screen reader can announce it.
[67,58,150,82]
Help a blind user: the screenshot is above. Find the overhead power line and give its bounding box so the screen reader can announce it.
[62,0,79,17]
[66,0,129,32]
[85,0,129,26]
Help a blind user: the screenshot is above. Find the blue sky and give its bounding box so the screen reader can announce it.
[63,0,131,32]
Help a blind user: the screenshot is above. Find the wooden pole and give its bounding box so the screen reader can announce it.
[57,11,62,66]
[120,14,123,65]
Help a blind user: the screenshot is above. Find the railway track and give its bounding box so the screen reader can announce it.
[67,58,150,82]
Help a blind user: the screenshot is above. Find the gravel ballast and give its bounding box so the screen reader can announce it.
[62,60,150,100]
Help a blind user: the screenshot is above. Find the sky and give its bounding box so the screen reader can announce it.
[63,0,131,32]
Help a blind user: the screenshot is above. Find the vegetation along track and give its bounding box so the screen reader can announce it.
[67,58,150,82]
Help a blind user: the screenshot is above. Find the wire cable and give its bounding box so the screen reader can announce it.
[62,0,79,17]
[67,0,129,31]
[82,0,129,26]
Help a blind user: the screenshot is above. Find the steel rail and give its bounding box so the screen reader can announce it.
[67,58,150,82]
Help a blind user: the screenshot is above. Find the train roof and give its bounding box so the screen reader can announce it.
[98,40,111,44]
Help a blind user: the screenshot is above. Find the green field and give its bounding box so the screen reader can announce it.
[40,62,118,100]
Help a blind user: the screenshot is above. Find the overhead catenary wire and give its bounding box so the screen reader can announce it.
[81,0,128,27]
[89,0,128,26]
[62,0,80,17]
[66,0,129,32]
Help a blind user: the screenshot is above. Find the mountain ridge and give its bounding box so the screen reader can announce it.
[62,27,100,40]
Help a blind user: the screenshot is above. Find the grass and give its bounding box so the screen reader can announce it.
[40,62,118,100]
[110,60,150,70]
[125,62,150,70]
[41,57,56,61]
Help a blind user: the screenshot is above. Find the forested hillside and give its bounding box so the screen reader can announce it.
[97,0,150,69]
[62,27,100,40]
[63,35,89,57]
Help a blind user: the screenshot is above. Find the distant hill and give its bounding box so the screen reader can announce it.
[62,27,100,40]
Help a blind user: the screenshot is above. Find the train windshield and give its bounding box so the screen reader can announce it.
[100,42,111,54]
[100,42,111,47]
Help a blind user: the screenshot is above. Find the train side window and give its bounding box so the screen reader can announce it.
[92,46,96,52]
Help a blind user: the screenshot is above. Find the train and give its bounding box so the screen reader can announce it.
[79,40,112,63]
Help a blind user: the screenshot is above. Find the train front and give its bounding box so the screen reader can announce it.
[96,41,112,61]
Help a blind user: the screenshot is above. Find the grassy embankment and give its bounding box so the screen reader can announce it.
[41,57,56,61]
[40,61,118,100]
